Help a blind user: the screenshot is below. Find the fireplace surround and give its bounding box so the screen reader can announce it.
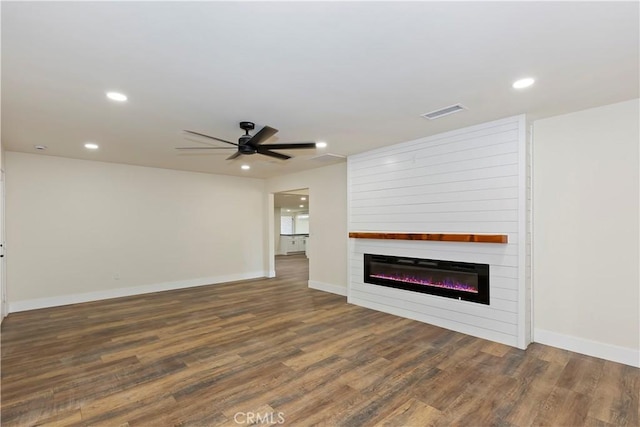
[348,115,530,349]
[364,254,490,305]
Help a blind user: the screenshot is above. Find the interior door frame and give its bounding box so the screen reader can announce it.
[268,188,310,278]
[267,193,276,278]
[1,169,6,319]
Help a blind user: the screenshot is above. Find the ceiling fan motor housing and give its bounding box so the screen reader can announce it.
[239,122,257,154]
[238,134,255,154]
[239,144,255,154]
[239,121,255,132]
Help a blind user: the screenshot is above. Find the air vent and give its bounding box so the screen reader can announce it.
[421,104,467,120]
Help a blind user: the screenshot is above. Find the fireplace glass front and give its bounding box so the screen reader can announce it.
[364,254,490,305]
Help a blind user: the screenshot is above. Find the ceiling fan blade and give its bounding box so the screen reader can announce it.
[176,147,235,150]
[261,143,317,150]
[226,151,243,160]
[184,130,238,146]
[257,148,291,160]
[247,125,278,146]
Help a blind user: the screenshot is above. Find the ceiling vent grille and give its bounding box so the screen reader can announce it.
[421,104,467,120]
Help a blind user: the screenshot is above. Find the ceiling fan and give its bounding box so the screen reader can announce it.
[178,121,317,160]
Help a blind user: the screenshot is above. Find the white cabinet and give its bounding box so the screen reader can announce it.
[280,235,308,255]
[295,235,307,253]
[279,236,292,254]
[286,236,297,253]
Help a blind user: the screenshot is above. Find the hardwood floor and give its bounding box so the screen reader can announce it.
[2,254,638,426]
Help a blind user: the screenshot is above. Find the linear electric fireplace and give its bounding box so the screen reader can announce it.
[364,254,490,305]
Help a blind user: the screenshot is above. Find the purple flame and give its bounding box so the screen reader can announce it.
[369,273,478,293]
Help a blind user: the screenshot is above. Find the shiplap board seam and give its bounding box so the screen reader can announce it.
[349,296,519,347]
[349,123,519,161]
[351,145,520,179]
[351,165,519,192]
[349,289,518,328]
[348,120,521,166]
[351,173,520,194]
[350,177,520,200]
[351,197,519,209]
[352,148,520,180]
[352,297,517,338]
[348,135,518,168]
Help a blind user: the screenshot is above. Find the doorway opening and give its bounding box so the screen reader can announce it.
[272,188,309,280]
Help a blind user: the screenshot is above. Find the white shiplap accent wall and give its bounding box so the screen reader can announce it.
[348,115,531,349]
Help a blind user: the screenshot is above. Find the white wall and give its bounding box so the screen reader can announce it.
[266,163,348,296]
[5,152,267,311]
[533,99,639,367]
[273,207,283,255]
[348,115,531,348]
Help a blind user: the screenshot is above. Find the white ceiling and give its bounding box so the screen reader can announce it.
[2,1,638,179]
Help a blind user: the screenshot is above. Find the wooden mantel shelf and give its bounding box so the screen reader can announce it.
[348,232,508,244]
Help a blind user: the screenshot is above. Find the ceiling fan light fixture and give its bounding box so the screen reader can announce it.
[106,91,128,102]
[512,77,535,89]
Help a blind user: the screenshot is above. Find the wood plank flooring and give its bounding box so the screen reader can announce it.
[2,254,638,426]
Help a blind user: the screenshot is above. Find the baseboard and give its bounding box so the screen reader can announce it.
[308,280,347,297]
[8,270,268,313]
[534,328,640,368]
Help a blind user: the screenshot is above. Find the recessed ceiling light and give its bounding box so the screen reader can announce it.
[299,204,304,208]
[34,145,47,150]
[84,143,99,150]
[241,164,250,170]
[301,197,307,201]
[106,91,128,102]
[315,141,327,148]
[286,209,291,212]
[512,78,535,89]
